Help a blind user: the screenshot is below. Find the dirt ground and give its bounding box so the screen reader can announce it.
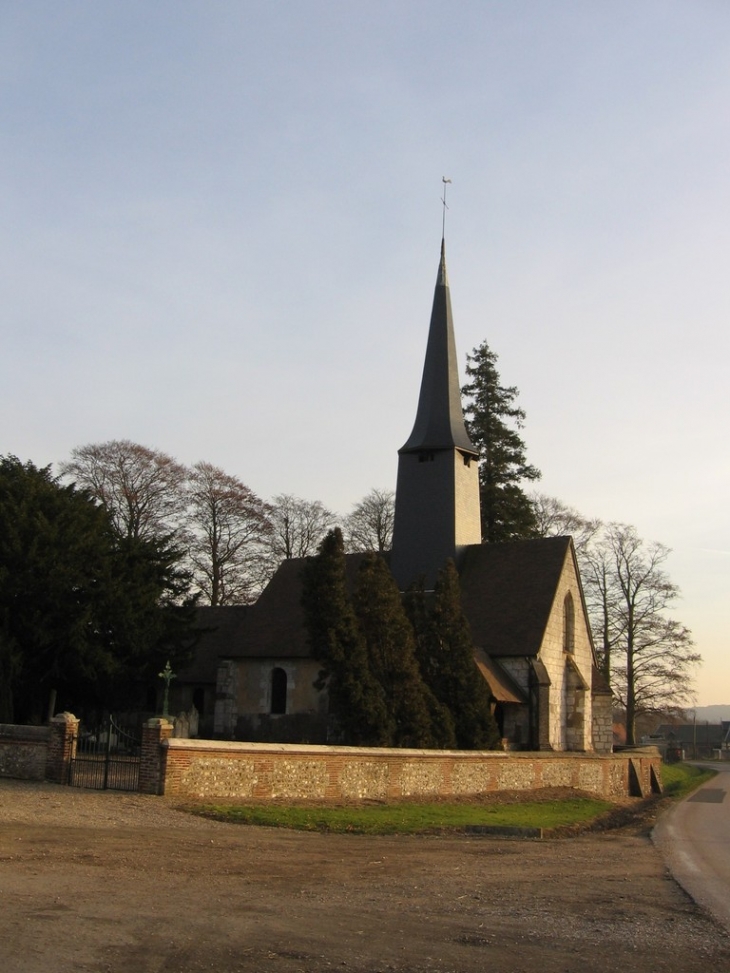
[1,779,729,973]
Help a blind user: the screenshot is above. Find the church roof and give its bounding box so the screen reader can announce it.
[458,536,573,658]
[180,605,249,681]
[201,552,372,661]
[399,239,477,456]
[473,646,528,704]
[220,557,312,659]
[187,538,577,675]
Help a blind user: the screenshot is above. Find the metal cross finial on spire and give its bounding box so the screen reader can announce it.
[441,177,452,237]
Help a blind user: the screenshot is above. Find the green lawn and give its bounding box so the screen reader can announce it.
[180,760,717,836]
[185,797,614,835]
[660,761,716,799]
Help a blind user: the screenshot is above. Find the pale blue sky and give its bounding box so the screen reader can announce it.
[2,1,728,704]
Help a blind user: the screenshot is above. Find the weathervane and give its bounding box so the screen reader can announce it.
[441,176,452,237]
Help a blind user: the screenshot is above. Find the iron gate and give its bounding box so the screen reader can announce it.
[68,715,141,791]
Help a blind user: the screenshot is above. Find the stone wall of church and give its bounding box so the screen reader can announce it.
[535,555,595,751]
[452,452,481,547]
[592,691,614,754]
[215,658,328,744]
[156,737,662,802]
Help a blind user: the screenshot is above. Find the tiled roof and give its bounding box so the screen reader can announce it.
[458,537,572,658]
[654,723,729,745]
[208,551,372,661]
[473,647,527,704]
[177,605,249,682]
[184,537,574,680]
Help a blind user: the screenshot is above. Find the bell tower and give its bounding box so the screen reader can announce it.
[390,239,481,589]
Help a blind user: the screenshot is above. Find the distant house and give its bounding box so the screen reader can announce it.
[191,238,613,753]
[648,722,730,760]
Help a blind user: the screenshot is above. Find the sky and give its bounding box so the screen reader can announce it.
[2,1,728,705]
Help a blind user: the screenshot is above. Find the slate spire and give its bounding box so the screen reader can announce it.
[399,239,478,457]
[390,238,482,590]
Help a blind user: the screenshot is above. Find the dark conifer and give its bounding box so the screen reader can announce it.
[402,582,457,748]
[461,340,541,542]
[0,455,197,721]
[353,553,444,748]
[300,529,390,746]
[408,562,499,750]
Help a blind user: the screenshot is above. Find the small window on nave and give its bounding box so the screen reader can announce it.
[271,667,287,715]
[563,592,575,655]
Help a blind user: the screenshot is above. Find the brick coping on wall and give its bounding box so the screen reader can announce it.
[164,739,659,760]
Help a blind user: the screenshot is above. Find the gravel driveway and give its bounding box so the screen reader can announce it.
[1,778,728,973]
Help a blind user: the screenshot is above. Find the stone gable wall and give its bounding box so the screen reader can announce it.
[535,553,595,751]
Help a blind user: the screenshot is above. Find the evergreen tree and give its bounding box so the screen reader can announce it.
[300,529,390,746]
[402,583,457,749]
[407,561,499,750]
[353,553,445,748]
[462,340,541,542]
[0,455,197,721]
[91,534,198,710]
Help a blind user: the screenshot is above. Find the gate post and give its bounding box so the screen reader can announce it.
[139,718,173,795]
[45,712,79,784]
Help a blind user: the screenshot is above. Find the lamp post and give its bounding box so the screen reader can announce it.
[158,660,176,719]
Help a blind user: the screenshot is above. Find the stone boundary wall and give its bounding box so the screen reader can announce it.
[155,734,662,802]
[0,717,664,803]
[0,723,50,781]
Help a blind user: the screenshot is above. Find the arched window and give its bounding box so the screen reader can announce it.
[271,667,288,715]
[563,592,575,655]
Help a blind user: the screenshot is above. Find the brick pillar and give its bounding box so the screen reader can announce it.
[45,712,79,784]
[139,718,173,795]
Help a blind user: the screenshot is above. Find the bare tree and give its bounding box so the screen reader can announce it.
[344,488,395,553]
[60,440,187,541]
[582,523,700,745]
[530,493,601,555]
[268,494,337,561]
[186,462,273,606]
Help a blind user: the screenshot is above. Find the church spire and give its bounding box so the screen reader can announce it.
[390,237,482,590]
[399,239,477,457]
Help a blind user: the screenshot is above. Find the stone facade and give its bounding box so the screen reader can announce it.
[215,657,328,743]
[534,555,594,751]
[158,737,662,802]
[0,723,49,780]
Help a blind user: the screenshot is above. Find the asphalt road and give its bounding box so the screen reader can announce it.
[653,761,730,931]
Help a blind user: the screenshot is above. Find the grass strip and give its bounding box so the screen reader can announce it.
[186,797,613,835]
[660,761,716,799]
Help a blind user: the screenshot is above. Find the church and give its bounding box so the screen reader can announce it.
[193,239,612,753]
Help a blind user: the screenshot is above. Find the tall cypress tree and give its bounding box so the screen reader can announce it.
[300,529,390,746]
[408,561,499,750]
[353,553,449,748]
[461,340,541,542]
